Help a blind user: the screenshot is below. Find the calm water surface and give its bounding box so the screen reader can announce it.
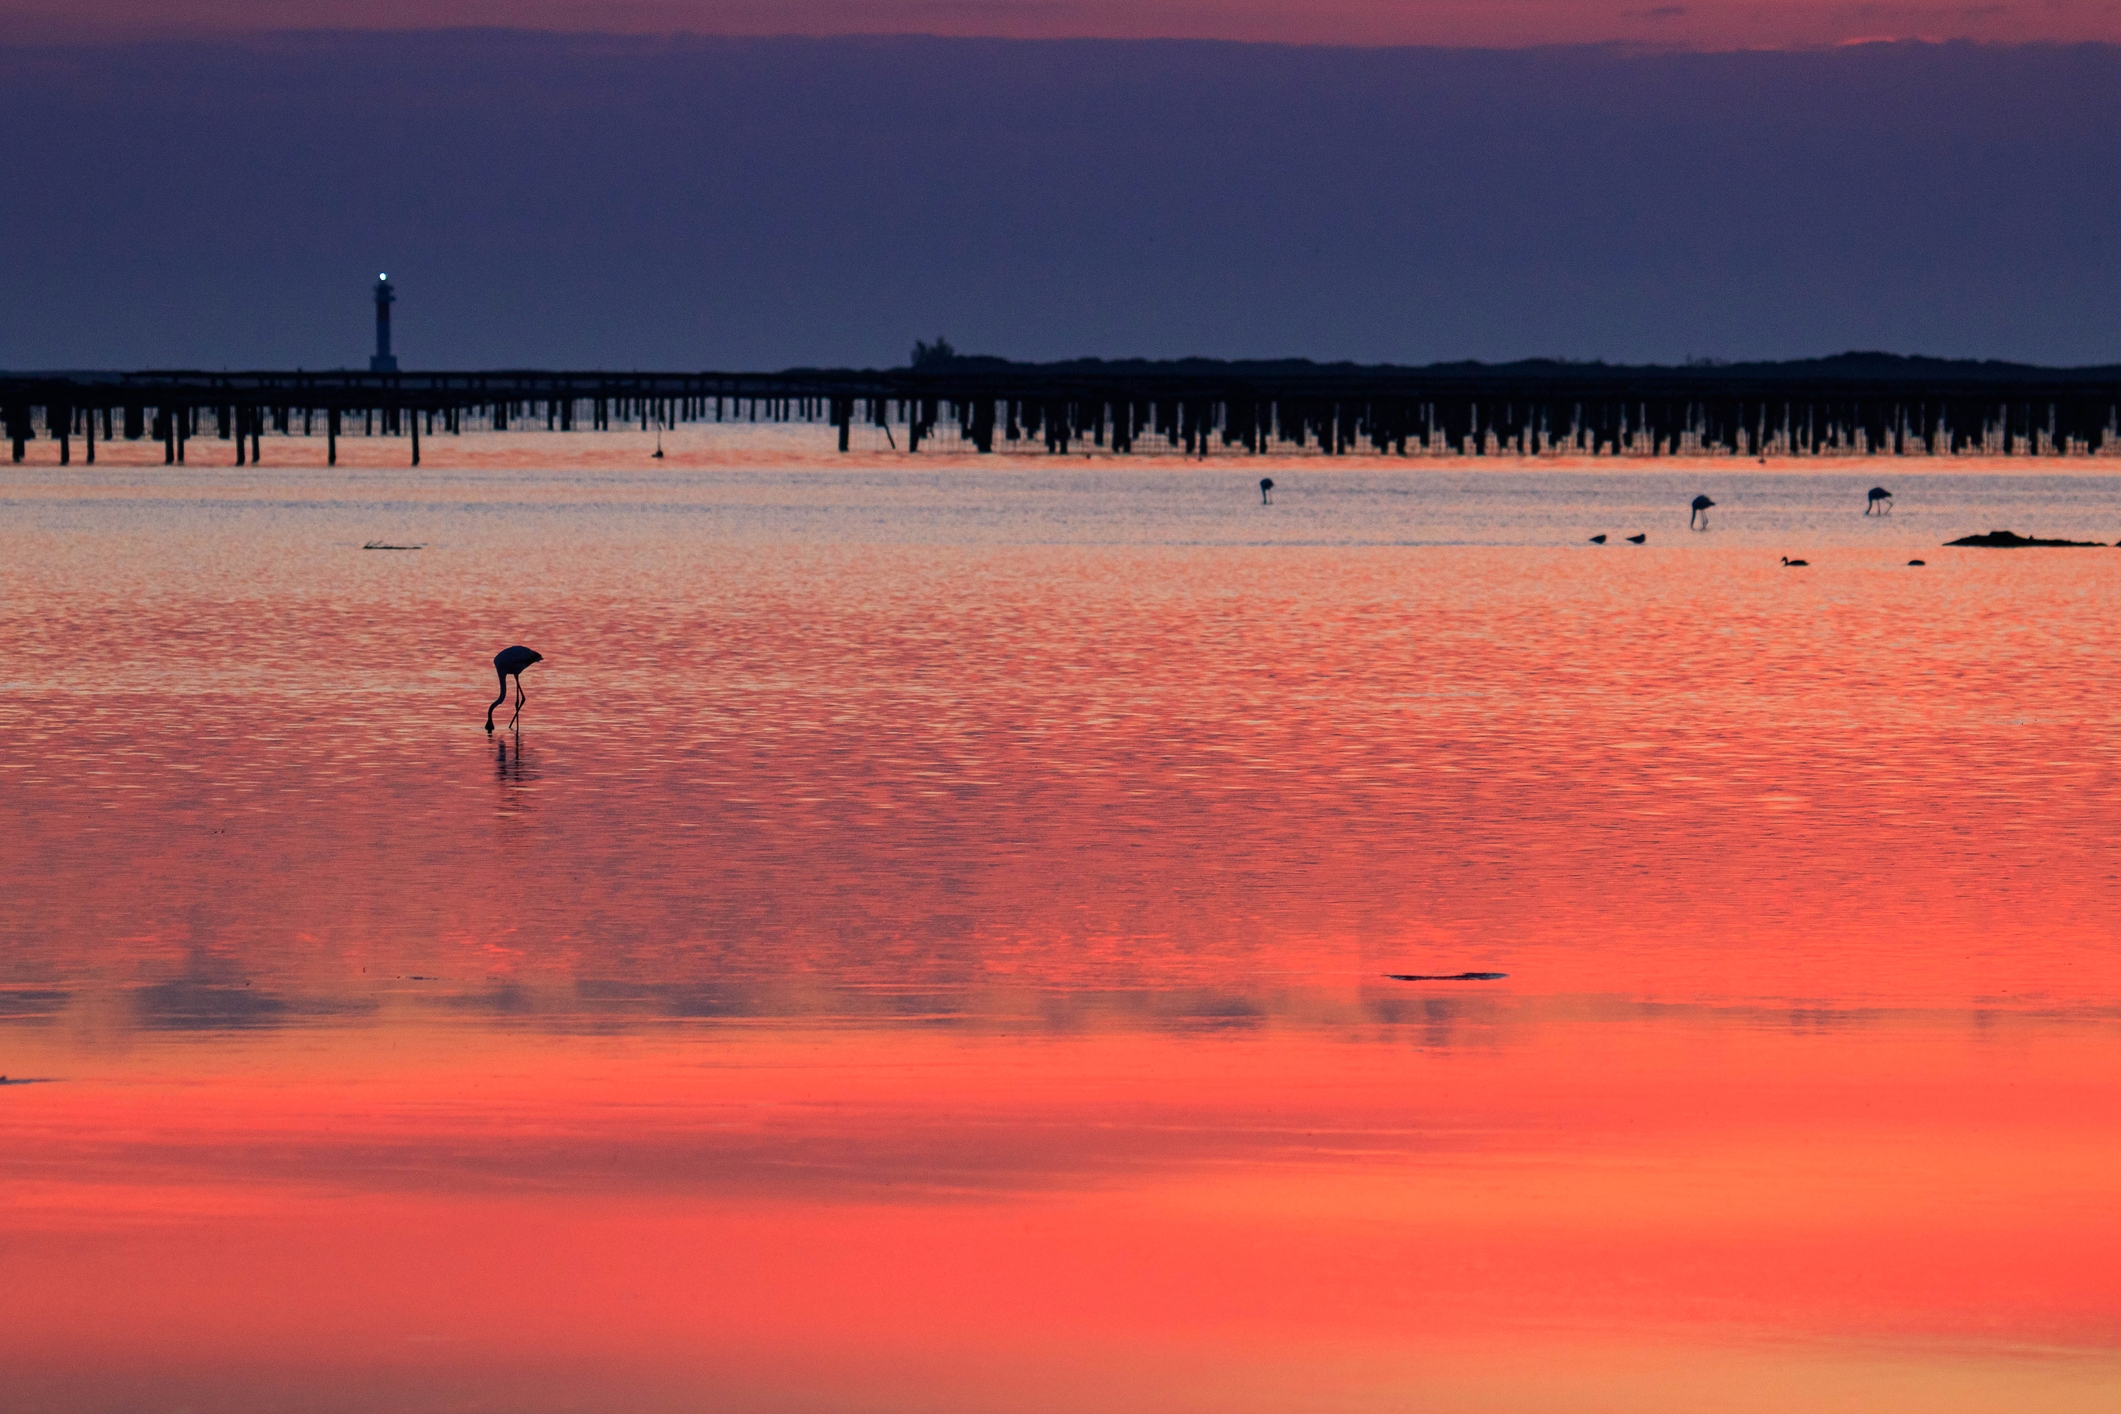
[5,435,2120,1411]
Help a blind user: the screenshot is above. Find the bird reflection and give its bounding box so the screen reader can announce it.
[495,734,539,801]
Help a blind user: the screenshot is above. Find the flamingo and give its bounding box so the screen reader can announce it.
[1866,486,1892,514]
[1260,477,1274,505]
[486,645,543,733]
[1690,494,1715,530]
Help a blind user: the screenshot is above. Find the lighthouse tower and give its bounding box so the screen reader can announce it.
[370,274,398,373]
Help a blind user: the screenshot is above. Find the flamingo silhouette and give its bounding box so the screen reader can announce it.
[1260,477,1275,505]
[1690,495,1716,530]
[486,645,543,733]
[1866,486,1892,514]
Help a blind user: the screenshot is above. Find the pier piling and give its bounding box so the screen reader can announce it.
[4,361,2115,469]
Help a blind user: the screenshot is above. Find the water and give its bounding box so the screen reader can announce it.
[5,432,2121,1412]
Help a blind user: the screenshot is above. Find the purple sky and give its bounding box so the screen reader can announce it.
[3,33,2117,369]
[9,1,2120,49]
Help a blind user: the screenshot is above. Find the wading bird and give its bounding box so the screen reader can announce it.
[1260,477,1275,505]
[1781,556,1809,567]
[486,645,543,733]
[1690,495,1716,530]
[1626,533,1646,544]
[1866,486,1892,514]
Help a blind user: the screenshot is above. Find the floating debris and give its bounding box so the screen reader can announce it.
[1944,530,2105,548]
[1385,972,1508,982]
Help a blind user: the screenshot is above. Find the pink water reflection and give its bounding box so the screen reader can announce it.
[4,445,2120,1410]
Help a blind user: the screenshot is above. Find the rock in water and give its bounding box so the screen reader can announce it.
[1944,530,2106,548]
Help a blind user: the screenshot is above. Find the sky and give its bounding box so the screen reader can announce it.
[2,30,2117,369]
[8,0,2121,49]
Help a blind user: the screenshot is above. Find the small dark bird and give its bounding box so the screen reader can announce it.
[1259,477,1275,505]
[486,645,543,733]
[1781,556,1809,567]
[1589,534,1607,544]
[1866,486,1893,514]
[1626,533,1646,544]
[1690,494,1716,530]
[1908,559,1926,566]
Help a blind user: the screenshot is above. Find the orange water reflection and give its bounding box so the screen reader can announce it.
[4,447,2120,1410]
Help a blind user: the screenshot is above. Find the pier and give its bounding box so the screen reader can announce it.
[4,354,2119,465]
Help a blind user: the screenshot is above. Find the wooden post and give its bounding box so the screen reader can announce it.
[328,408,339,465]
[251,407,262,465]
[85,404,95,464]
[236,407,247,465]
[411,408,420,466]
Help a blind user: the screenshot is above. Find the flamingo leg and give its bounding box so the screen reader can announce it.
[509,675,526,728]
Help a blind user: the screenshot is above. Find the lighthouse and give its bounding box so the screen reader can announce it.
[370,274,398,373]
